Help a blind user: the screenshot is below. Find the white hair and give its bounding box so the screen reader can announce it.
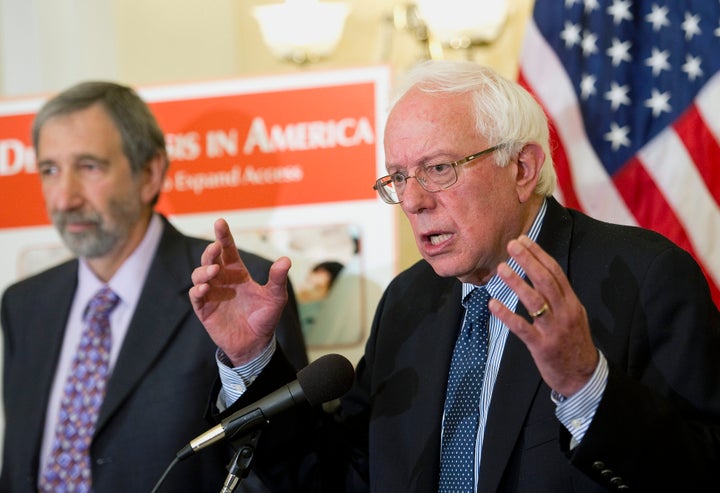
[391,60,557,196]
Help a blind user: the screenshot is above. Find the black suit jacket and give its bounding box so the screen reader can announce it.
[0,216,307,493]
[228,198,720,492]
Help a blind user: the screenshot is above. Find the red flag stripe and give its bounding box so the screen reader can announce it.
[613,156,720,304]
[675,108,720,209]
[637,126,720,278]
[518,70,582,211]
[614,156,695,253]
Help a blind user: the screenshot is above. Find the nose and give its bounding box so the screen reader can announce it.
[399,175,433,214]
[45,170,84,212]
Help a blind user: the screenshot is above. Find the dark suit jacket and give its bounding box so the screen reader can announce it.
[0,216,307,493]
[226,198,720,492]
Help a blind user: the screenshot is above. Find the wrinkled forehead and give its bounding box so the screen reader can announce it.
[383,90,482,166]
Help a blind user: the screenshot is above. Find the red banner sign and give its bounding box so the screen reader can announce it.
[0,69,385,229]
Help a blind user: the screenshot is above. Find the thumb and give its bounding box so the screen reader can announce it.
[267,256,292,296]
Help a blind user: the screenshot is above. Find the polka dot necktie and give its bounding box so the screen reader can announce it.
[40,286,120,493]
[439,286,491,492]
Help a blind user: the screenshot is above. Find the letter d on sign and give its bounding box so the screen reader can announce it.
[0,139,34,175]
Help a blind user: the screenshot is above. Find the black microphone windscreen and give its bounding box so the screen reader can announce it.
[296,353,355,406]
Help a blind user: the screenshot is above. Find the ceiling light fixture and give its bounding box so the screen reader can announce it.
[252,0,351,64]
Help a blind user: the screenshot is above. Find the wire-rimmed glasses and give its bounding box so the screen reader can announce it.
[373,144,504,204]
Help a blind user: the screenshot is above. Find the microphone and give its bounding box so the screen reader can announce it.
[177,353,354,461]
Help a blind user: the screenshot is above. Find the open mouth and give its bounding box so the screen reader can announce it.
[428,233,452,246]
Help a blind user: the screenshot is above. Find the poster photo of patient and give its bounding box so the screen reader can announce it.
[230,222,384,350]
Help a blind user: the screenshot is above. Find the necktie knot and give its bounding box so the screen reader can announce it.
[85,286,120,323]
[464,286,490,322]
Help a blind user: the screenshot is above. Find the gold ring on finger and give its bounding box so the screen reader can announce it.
[530,302,549,319]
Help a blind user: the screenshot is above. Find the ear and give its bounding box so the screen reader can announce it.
[514,143,545,203]
[140,151,168,205]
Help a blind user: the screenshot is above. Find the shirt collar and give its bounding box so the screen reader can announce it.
[77,213,164,307]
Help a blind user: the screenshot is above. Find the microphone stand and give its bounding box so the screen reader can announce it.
[219,429,261,493]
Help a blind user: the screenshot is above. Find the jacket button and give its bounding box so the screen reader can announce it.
[592,461,606,470]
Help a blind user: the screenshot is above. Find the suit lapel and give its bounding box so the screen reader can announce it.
[23,262,79,466]
[478,197,573,491]
[408,279,464,491]
[479,329,542,491]
[96,220,196,431]
[368,268,463,491]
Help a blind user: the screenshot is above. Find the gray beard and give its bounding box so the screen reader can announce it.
[60,226,121,258]
[52,197,142,259]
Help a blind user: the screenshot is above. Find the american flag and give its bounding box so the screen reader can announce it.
[519,0,720,307]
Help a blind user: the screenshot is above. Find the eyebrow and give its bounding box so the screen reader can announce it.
[386,152,457,172]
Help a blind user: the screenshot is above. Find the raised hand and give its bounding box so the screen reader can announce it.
[189,218,291,366]
[489,235,598,397]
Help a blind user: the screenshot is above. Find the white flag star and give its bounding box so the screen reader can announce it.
[607,0,633,25]
[645,47,671,76]
[584,0,600,14]
[682,54,703,81]
[681,12,702,41]
[581,30,599,56]
[645,4,670,32]
[560,21,582,49]
[605,82,631,110]
[607,38,632,66]
[580,73,597,99]
[604,122,631,151]
[644,88,672,117]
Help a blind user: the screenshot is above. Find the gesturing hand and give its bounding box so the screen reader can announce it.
[488,235,598,397]
[189,218,291,367]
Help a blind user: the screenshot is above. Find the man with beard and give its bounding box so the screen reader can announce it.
[0,81,307,493]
